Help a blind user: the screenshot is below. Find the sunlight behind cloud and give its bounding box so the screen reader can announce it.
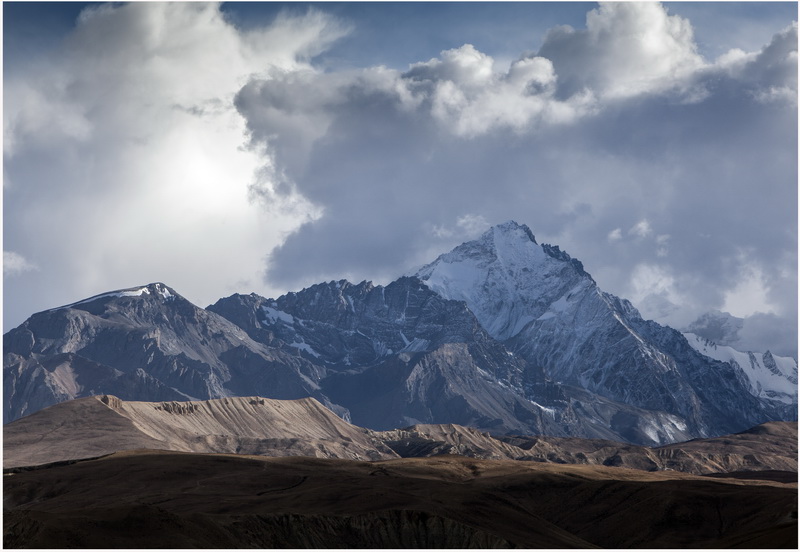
[3,2,340,317]
[722,264,777,318]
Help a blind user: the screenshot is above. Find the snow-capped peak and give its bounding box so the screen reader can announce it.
[490,220,538,244]
[53,282,178,311]
[414,221,594,340]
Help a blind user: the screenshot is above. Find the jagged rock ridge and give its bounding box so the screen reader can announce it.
[4,222,797,446]
[413,222,796,439]
[3,283,345,422]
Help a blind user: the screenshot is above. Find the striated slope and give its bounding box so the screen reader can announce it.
[377,420,797,475]
[378,423,530,459]
[111,394,395,460]
[654,421,798,474]
[3,395,396,468]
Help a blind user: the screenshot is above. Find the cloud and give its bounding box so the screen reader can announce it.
[629,219,652,239]
[4,3,344,326]
[401,44,597,136]
[716,22,798,104]
[655,234,671,257]
[6,2,796,358]
[737,312,798,358]
[234,2,796,356]
[627,263,686,321]
[4,251,38,277]
[686,309,797,359]
[537,2,705,99]
[456,214,491,237]
[721,257,778,318]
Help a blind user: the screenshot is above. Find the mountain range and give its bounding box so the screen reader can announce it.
[4,221,797,445]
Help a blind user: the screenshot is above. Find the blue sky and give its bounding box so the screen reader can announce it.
[4,2,798,357]
[7,2,795,67]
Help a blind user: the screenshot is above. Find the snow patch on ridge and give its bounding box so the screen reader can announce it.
[530,401,556,417]
[400,337,430,353]
[290,341,320,358]
[261,306,294,326]
[53,283,176,311]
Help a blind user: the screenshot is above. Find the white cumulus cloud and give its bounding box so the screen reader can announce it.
[538,2,706,99]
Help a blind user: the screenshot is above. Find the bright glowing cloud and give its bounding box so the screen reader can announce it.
[4,3,340,320]
[722,262,778,318]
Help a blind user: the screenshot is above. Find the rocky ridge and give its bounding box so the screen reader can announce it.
[4,394,796,476]
[3,394,394,468]
[3,283,344,422]
[4,222,797,447]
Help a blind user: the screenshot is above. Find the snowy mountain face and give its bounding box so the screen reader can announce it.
[415,222,796,439]
[4,222,796,446]
[415,222,592,341]
[683,332,798,405]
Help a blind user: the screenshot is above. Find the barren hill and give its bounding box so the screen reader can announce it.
[5,395,797,478]
[3,394,396,468]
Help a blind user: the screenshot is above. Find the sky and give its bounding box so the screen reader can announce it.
[4,2,798,358]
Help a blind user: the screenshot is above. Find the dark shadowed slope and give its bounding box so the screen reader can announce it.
[4,452,796,548]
